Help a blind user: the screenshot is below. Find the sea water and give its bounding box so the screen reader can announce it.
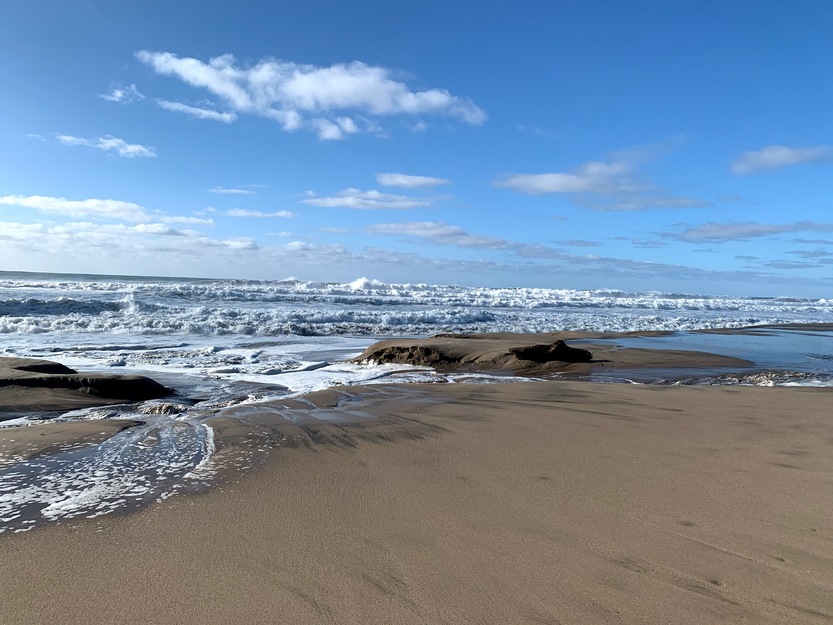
[1,271,831,533]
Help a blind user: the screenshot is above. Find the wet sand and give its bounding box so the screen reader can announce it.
[0,419,142,466]
[2,380,833,624]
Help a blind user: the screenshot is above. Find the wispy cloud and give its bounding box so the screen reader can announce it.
[494,146,709,211]
[792,238,833,246]
[136,51,485,140]
[553,239,601,247]
[367,221,579,261]
[364,220,827,289]
[367,221,512,249]
[0,194,149,221]
[156,99,237,123]
[209,186,255,195]
[99,84,145,104]
[516,124,558,139]
[2,217,827,289]
[376,173,451,188]
[55,134,156,158]
[224,209,296,218]
[159,215,214,225]
[787,249,833,259]
[669,221,833,243]
[303,188,431,210]
[730,145,830,174]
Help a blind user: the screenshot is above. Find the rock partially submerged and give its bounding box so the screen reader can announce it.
[352,331,755,377]
[0,357,173,414]
[508,340,592,363]
[352,333,596,373]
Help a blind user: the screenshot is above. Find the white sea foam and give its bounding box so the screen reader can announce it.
[0,414,218,533]
[2,273,830,337]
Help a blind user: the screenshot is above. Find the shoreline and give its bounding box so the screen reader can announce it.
[2,328,833,622]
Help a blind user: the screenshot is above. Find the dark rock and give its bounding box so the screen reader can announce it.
[11,361,77,375]
[364,345,456,366]
[508,340,592,363]
[1,357,174,413]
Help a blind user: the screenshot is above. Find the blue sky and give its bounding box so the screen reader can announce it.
[1,0,831,296]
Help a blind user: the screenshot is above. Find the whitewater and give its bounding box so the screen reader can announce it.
[1,271,831,533]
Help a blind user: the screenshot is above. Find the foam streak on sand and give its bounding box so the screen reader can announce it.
[0,414,216,533]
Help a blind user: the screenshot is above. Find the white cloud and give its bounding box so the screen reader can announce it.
[497,160,628,194]
[0,220,265,275]
[156,99,237,123]
[310,117,360,140]
[99,84,145,103]
[225,209,296,218]
[731,145,830,174]
[136,51,485,138]
[26,133,46,141]
[494,147,709,211]
[0,194,149,221]
[376,173,451,188]
[159,215,215,225]
[209,186,255,195]
[670,221,833,242]
[219,238,259,250]
[133,223,185,236]
[0,194,213,227]
[303,188,431,210]
[55,134,156,158]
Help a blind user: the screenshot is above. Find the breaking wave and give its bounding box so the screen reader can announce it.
[1,274,830,336]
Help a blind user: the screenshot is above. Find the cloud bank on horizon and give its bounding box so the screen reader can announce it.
[1,1,832,297]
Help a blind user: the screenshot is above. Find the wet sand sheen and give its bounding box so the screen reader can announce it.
[2,381,833,624]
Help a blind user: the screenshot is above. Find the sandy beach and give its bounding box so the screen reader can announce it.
[2,376,833,624]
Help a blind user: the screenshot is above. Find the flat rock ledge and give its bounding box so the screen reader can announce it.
[0,357,173,414]
[351,333,597,373]
[351,332,754,375]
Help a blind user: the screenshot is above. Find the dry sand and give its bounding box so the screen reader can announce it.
[2,380,833,624]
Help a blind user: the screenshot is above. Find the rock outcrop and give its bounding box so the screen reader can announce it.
[1,357,173,414]
[508,340,592,363]
[352,334,595,373]
[351,331,755,378]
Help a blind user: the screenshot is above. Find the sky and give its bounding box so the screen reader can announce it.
[1,0,831,297]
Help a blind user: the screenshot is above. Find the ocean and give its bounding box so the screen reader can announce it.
[1,270,831,533]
